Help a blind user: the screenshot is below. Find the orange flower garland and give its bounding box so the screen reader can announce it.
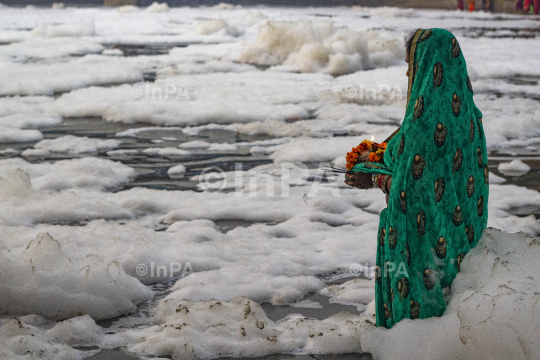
[346,140,387,170]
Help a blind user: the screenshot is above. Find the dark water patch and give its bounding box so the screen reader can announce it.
[42,117,149,139]
[263,294,359,322]
[96,280,176,330]
[107,42,203,57]
[46,220,93,227]
[220,354,372,360]
[143,70,157,82]
[86,348,139,360]
[4,116,280,192]
[476,75,540,101]
[90,290,171,359]
[241,62,275,71]
[216,353,373,360]
[262,276,370,322]
[507,204,540,219]
[479,89,540,102]
[489,157,540,193]
[331,131,352,137]
[87,349,371,360]
[118,154,272,191]
[182,154,270,171]
[459,26,540,39]
[310,13,335,17]
[507,74,540,86]
[214,219,279,232]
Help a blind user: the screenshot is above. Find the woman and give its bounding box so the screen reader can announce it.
[344,29,489,329]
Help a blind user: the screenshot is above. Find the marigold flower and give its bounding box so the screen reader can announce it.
[369,152,380,162]
[345,138,387,169]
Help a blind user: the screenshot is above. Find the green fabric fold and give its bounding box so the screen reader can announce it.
[350,162,392,176]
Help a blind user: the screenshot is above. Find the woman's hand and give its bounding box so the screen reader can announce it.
[344,171,373,189]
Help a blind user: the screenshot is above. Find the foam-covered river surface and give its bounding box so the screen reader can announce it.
[1,4,540,360]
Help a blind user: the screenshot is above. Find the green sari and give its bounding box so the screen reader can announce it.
[350,28,489,328]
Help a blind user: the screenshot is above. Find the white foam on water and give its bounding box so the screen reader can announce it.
[0,157,135,192]
[0,113,62,130]
[498,159,531,176]
[142,147,190,156]
[30,20,95,38]
[46,315,104,347]
[1,5,540,359]
[0,38,103,61]
[53,72,320,126]
[22,135,120,156]
[2,55,142,96]
[80,229,538,360]
[167,164,186,178]
[319,278,375,312]
[488,172,506,184]
[0,232,152,320]
[0,317,92,360]
[0,127,43,143]
[239,21,404,75]
[360,228,540,360]
[146,2,169,13]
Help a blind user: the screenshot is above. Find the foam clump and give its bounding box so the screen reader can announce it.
[0,112,62,130]
[51,72,317,126]
[235,118,308,137]
[0,317,88,360]
[22,135,120,156]
[239,21,404,75]
[117,5,138,13]
[360,228,540,360]
[0,157,136,192]
[196,19,244,37]
[0,38,103,61]
[30,20,95,38]
[0,127,43,143]
[127,296,366,358]
[0,170,133,225]
[46,315,104,346]
[167,164,186,178]
[1,57,142,96]
[487,185,540,235]
[212,2,235,9]
[498,159,531,176]
[319,278,375,312]
[146,1,169,13]
[142,147,190,156]
[0,232,152,320]
[0,168,34,199]
[369,6,418,18]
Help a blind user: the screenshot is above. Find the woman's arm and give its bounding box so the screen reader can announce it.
[385,176,392,205]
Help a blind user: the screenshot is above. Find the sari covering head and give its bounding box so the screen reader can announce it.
[351,28,489,328]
